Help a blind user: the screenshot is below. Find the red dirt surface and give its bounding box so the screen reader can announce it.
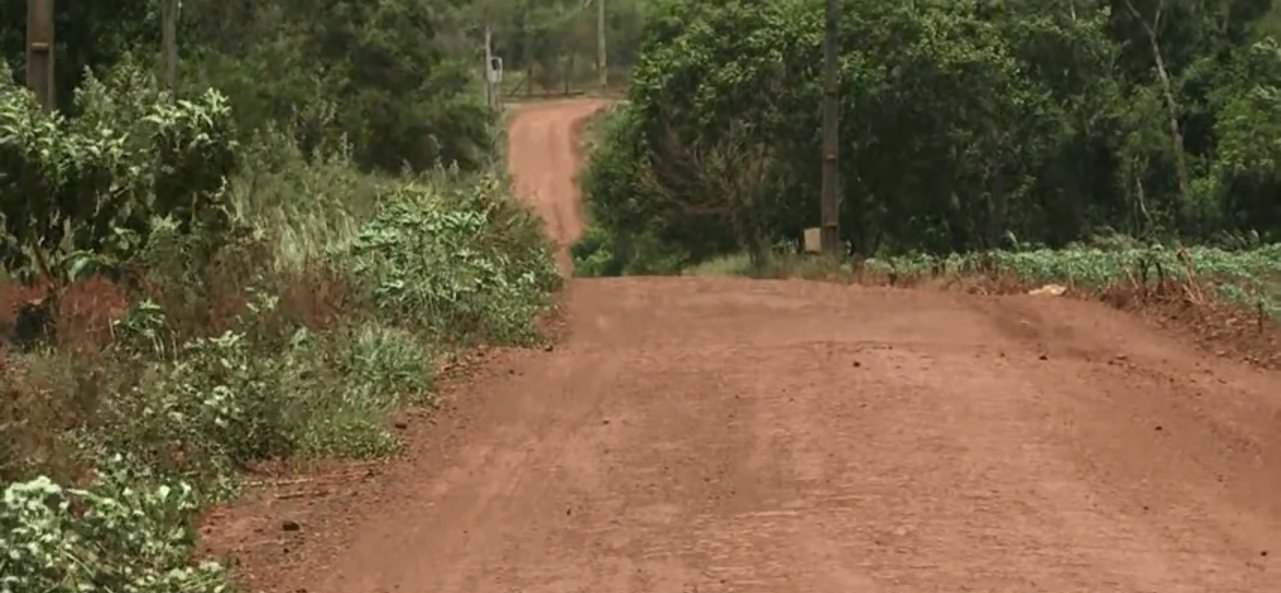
[201,98,1281,592]
[505,98,607,274]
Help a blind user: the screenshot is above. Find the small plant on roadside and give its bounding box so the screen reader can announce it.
[91,327,286,494]
[0,457,232,593]
[281,323,433,459]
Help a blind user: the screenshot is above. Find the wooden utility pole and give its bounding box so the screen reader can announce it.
[820,0,841,254]
[483,15,496,111]
[161,0,178,94]
[25,0,55,111]
[597,0,608,92]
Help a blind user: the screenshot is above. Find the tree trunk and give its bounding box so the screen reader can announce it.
[1124,0,1192,212]
[1134,165,1155,235]
[564,52,575,95]
[1149,37,1192,210]
[597,0,608,92]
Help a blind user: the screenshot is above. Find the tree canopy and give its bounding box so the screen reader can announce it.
[1,0,650,172]
[579,0,1281,272]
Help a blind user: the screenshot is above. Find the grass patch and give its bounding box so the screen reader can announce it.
[686,252,852,281]
[862,245,1281,317]
[686,243,1281,320]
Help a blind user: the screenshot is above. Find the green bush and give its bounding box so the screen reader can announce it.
[282,324,432,459]
[180,0,490,175]
[92,322,286,492]
[570,224,688,277]
[0,460,231,593]
[863,243,1281,317]
[0,63,238,278]
[344,175,559,344]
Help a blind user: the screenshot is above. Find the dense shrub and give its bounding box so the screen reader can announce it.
[572,107,690,276]
[345,175,560,343]
[0,63,237,277]
[179,0,490,174]
[0,460,229,593]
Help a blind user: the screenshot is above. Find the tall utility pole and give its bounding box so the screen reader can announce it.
[483,13,496,111]
[597,0,608,92]
[25,0,55,111]
[161,0,178,94]
[820,0,842,254]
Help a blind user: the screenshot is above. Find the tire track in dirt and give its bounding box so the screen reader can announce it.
[219,98,1281,593]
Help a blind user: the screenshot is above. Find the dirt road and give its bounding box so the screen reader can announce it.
[249,99,1281,592]
[505,98,607,274]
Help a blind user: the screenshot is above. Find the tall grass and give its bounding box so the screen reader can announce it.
[229,130,384,273]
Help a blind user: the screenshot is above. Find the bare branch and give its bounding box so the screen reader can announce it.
[1121,0,1157,38]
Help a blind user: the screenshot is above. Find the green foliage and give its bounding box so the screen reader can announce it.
[570,225,624,276]
[0,64,237,277]
[1202,38,1281,233]
[572,106,690,276]
[863,242,1281,317]
[2,2,566,590]
[0,1,155,113]
[228,129,386,273]
[178,0,490,174]
[584,0,1281,274]
[0,460,231,593]
[1,0,496,175]
[93,311,284,491]
[571,224,688,276]
[345,175,560,343]
[486,0,649,96]
[282,324,433,459]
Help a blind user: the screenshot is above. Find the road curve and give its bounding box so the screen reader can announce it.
[505,98,607,273]
[264,98,1281,592]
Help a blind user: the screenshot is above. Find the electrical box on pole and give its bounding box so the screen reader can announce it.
[486,55,503,112]
[488,56,504,85]
[26,0,55,111]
